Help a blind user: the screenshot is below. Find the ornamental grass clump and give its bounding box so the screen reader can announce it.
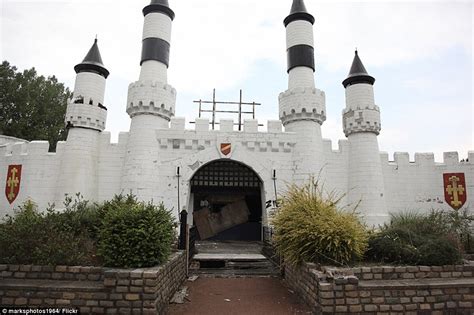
[366,210,468,265]
[272,179,368,266]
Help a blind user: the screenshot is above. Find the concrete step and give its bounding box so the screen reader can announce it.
[193,253,267,261]
[192,268,280,277]
[190,253,280,277]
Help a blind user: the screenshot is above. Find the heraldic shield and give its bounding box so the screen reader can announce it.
[443,173,467,210]
[220,143,232,157]
[5,165,22,204]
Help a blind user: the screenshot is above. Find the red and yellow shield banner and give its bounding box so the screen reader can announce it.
[5,165,22,204]
[220,143,231,156]
[443,173,467,210]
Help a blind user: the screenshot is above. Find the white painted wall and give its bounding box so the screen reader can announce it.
[1,121,473,227]
[55,128,100,204]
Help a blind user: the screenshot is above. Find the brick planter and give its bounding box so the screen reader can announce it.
[285,261,474,314]
[0,251,187,314]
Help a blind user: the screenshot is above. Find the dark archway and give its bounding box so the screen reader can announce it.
[190,160,263,241]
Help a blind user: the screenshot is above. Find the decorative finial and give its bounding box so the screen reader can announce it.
[95,35,98,43]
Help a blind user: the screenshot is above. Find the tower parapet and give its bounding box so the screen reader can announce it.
[279,87,326,126]
[126,81,176,120]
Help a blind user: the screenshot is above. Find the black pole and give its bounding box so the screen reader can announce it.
[177,166,180,217]
[272,169,278,208]
[178,209,188,250]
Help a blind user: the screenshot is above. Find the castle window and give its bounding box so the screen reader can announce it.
[74,96,84,104]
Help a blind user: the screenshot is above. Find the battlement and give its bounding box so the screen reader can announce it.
[126,80,176,120]
[66,102,107,131]
[156,117,295,153]
[99,132,130,148]
[278,87,326,126]
[168,117,284,133]
[322,138,350,154]
[0,141,63,158]
[379,151,474,167]
[342,105,381,136]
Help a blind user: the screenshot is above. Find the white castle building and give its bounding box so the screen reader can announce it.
[1,0,472,239]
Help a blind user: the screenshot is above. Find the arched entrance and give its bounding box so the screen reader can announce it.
[190,159,263,241]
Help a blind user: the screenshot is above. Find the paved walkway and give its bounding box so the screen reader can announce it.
[167,277,311,315]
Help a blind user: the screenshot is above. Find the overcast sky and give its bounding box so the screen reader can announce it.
[1,0,472,161]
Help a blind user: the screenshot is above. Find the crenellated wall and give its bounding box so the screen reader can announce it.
[1,120,472,225]
[381,151,474,215]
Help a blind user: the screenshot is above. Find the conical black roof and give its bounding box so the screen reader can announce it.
[284,0,315,27]
[342,51,375,88]
[74,39,109,78]
[143,0,175,20]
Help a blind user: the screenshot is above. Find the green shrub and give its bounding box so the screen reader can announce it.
[367,227,421,265]
[0,199,99,265]
[366,211,466,265]
[418,237,461,265]
[97,195,176,268]
[0,200,43,264]
[272,179,368,266]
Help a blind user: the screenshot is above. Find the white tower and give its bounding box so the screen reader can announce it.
[343,51,388,226]
[278,0,327,182]
[121,0,177,200]
[56,39,109,202]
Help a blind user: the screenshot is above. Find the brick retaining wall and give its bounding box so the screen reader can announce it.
[285,262,474,314]
[0,251,187,314]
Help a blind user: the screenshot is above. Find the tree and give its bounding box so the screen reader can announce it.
[0,61,72,151]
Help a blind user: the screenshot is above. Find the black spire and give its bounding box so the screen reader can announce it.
[284,0,315,27]
[342,50,375,88]
[143,0,175,20]
[74,38,109,79]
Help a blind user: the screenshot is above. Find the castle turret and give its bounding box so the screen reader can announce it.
[121,0,177,200]
[343,50,388,226]
[279,0,326,182]
[56,39,109,202]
